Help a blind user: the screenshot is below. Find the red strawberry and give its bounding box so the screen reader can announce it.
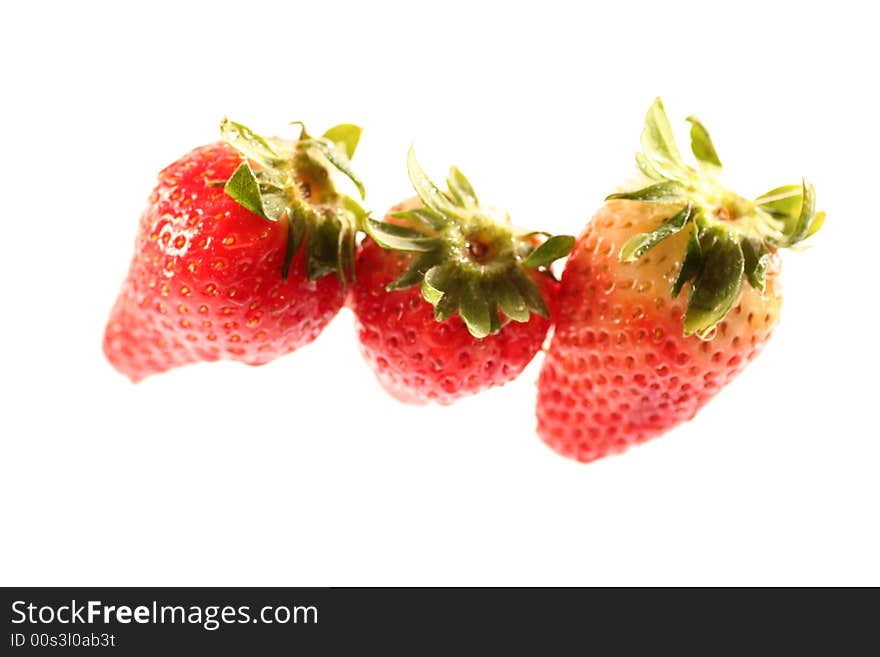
[537,99,824,463]
[104,120,366,381]
[349,149,573,404]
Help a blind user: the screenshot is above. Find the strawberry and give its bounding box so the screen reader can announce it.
[104,120,366,381]
[349,149,573,404]
[537,99,824,463]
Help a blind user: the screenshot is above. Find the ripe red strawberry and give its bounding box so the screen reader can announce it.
[537,99,824,463]
[104,120,366,381]
[349,149,573,404]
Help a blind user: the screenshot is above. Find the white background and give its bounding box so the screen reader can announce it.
[2,1,878,585]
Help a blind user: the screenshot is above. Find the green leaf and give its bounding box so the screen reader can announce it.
[619,204,692,262]
[282,209,306,280]
[607,181,687,203]
[495,277,530,323]
[424,264,465,322]
[523,235,575,268]
[446,166,479,208]
[223,162,267,219]
[421,264,450,306]
[434,275,463,322]
[305,212,343,281]
[459,281,492,338]
[387,251,444,291]
[365,218,438,252]
[640,98,688,182]
[509,268,549,318]
[686,116,722,173]
[683,227,744,338]
[487,298,502,335]
[787,180,817,245]
[755,185,802,219]
[670,227,702,298]
[406,147,467,220]
[390,208,445,231]
[220,118,282,167]
[260,191,288,220]
[741,238,769,292]
[342,195,368,229]
[759,181,822,247]
[636,152,664,180]
[805,210,825,239]
[321,124,362,159]
[305,138,365,200]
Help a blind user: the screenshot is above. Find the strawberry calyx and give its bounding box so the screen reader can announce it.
[608,98,825,339]
[364,147,574,338]
[219,118,367,283]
